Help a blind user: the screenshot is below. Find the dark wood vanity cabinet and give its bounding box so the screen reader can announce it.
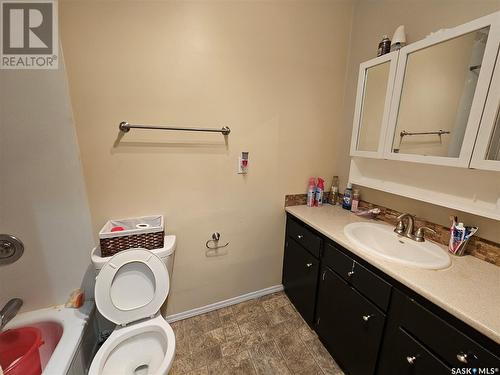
[282,214,500,375]
[282,218,321,325]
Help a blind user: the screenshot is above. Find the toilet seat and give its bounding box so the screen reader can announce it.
[95,249,169,326]
[89,249,176,375]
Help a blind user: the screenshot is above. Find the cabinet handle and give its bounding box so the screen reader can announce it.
[406,356,418,365]
[306,263,313,268]
[362,314,373,322]
[456,352,468,364]
[347,262,355,278]
[297,234,304,239]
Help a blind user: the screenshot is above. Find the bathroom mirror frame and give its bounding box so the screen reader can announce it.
[350,51,399,158]
[470,46,500,172]
[383,12,500,168]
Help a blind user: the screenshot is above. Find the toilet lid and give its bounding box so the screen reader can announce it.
[95,249,169,326]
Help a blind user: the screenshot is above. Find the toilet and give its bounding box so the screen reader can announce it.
[89,236,177,375]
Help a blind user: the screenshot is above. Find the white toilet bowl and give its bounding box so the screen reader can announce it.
[89,315,175,375]
[88,248,176,375]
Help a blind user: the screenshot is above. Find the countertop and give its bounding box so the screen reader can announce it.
[285,204,500,344]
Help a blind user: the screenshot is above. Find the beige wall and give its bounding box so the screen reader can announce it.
[0,56,95,312]
[60,0,354,314]
[339,0,500,242]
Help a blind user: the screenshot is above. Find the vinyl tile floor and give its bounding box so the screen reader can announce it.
[169,291,345,375]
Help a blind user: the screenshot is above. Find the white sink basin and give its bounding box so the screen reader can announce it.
[344,222,451,270]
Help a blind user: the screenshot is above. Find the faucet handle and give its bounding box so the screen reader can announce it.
[394,213,410,235]
[394,220,405,235]
[415,227,436,242]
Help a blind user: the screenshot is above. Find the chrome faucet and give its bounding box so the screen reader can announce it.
[394,213,436,242]
[0,298,23,331]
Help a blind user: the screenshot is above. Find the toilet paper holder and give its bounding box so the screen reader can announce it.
[206,232,229,250]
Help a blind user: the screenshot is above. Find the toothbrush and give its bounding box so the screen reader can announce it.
[448,216,457,253]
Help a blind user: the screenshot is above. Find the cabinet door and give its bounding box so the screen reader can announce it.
[350,51,399,158]
[470,46,500,171]
[377,327,450,375]
[316,267,386,375]
[384,12,500,167]
[282,239,319,325]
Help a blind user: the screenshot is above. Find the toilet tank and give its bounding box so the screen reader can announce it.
[158,235,176,279]
[91,235,177,281]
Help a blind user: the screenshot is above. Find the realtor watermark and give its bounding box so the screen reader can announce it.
[1,0,58,69]
[451,368,499,374]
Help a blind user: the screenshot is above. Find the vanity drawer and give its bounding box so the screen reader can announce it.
[323,242,353,277]
[323,242,391,311]
[286,218,322,258]
[394,291,500,368]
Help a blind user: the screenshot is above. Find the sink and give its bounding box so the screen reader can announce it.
[344,222,451,270]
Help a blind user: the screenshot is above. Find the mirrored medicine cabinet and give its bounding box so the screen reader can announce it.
[350,11,500,171]
[350,52,398,158]
[470,47,500,171]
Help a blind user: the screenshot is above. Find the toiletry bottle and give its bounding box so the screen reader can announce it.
[342,183,353,210]
[329,176,339,205]
[452,222,466,253]
[351,189,360,212]
[307,178,316,207]
[377,35,391,57]
[315,178,325,206]
[390,25,406,52]
[331,186,339,205]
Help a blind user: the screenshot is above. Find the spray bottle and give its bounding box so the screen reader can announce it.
[307,178,316,207]
[315,178,325,206]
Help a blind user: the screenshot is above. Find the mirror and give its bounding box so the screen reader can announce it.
[356,61,390,152]
[391,27,490,157]
[486,105,500,160]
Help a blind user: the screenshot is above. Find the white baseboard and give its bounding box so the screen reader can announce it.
[165,284,284,323]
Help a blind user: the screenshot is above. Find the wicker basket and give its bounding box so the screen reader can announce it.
[98,215,164,257]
